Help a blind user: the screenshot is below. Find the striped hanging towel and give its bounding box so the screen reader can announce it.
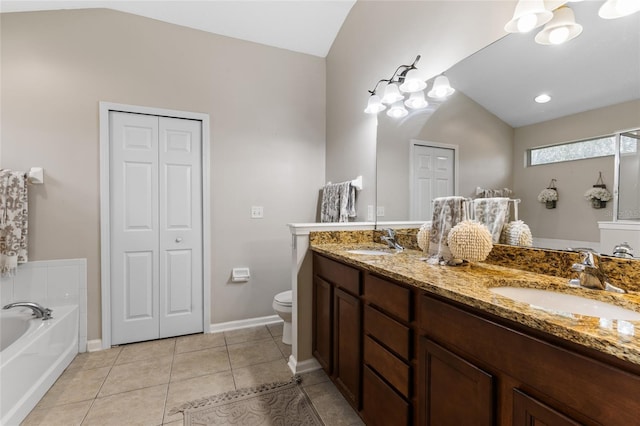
[0,169,29,275]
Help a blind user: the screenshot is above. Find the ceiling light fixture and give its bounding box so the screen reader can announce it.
[535,6,583,45]
[535,94,551,103]
[364,55,449,117]
[599,0,640,19]
[504,0,553,33]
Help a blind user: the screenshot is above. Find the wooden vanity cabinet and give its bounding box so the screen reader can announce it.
[312,254,362,408]
[361,273,415,426]
[418,293,640,426]
[313,252,640,426]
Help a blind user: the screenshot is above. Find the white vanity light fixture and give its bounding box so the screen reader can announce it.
[381,83,404,104]
[364,55,432,117]
[387,101,409,118]
[427,75,455,99]
[504,0,553,33]
[405,91,429,109]
[535,93,551,103]
[535,6,583,45]
[599,0,640,19]
[364,94,386,113]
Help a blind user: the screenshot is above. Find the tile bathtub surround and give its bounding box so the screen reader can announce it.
[21,324,364,426]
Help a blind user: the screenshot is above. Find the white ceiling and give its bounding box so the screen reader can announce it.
[0,0,356,58]
[3,1,638,127]
[446,1,640,127]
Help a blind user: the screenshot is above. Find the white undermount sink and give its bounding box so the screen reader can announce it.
[346,249,394,256]
[490,287,640,321]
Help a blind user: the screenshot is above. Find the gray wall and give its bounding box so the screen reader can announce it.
[514,100,640,243]
[0,9,326,340]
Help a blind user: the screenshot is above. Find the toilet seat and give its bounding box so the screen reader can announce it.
[274,290,292,306]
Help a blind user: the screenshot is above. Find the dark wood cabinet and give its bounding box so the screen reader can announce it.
[312,253,362,409]
[419,293,640,425]
[313,252,640,426]
[512,389,581,426]
[419,338,494,426]
[312,275,332,373]
[362,273,414,425]
[333,287,361,406]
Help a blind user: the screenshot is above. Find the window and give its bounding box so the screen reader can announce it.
[527,134,637,166]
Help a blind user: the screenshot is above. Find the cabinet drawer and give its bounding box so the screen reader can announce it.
[364,274,411,321]
[364,305,410,360]
[363,366,410,426]
[314,254,360,295]
[364,335,411,398]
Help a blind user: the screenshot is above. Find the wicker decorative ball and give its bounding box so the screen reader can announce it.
[447,220,493,262]
[417,222,431,253]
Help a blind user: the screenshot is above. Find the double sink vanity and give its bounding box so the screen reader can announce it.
[310,229,640,425]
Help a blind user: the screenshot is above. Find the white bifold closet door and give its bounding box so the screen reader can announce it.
[110,111,203,345]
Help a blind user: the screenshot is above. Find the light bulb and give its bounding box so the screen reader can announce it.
[535,94,551,103]
[615,0,640,16]
[381,83,403,104]
[364,94,386,114]
[549,26,570,44]
[405,91,428,109]
[387,101,408,118]
[599,0,640,18]
[427,75,455,99]
[517,13,538,32]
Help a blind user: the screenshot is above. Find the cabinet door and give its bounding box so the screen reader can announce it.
[333,288,362,408]
[513,389,581,426]
[420,338,494,426]
[313,276,333,373]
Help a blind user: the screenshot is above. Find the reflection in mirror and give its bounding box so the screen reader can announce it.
[618,130,640,220]
[376,0,640,252]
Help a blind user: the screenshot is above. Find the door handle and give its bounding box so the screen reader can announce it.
[175,237,183,243]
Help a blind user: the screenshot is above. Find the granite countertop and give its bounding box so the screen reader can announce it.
[311,242,640,366]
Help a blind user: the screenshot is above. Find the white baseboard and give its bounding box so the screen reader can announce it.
[86,315,282,352]
[288,355,321,375]
[209,314,282,333]
[87,339,103,352]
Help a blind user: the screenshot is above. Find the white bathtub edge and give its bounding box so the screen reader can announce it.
[3,336,77,425]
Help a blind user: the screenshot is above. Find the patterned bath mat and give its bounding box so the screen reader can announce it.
[168,376,324,426]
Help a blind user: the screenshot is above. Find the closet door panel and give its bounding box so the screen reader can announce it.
[110,111,160,345]
[158,117,203,337]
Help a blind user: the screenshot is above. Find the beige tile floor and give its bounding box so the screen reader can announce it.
[21,323,364,426]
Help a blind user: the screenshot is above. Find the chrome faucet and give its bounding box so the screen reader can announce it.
[570,251,625,293]
[3,302,53,320]
[380,228,403,251]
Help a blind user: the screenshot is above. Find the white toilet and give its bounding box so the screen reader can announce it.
[272,290,292,345]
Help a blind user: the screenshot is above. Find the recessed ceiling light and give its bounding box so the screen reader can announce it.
[535,94,551,103]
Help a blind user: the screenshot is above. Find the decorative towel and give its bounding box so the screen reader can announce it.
[0,170,29,275]
[428,196,468,263]
[475,186,513,198]
[500,220,533,247]
[472,198,510,243]
[320,181,356,223]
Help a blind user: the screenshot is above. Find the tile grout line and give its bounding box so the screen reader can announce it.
[160,339,177,425]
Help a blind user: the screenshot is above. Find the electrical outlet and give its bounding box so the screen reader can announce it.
[377,206,385,217]
[251,206,264,218]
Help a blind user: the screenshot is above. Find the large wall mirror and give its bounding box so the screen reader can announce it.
[376,0,640,251]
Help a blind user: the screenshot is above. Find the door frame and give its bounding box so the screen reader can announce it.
[409,139,459,221]
[99,102,211,349]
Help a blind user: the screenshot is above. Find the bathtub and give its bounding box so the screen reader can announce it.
[0,305,78,425]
